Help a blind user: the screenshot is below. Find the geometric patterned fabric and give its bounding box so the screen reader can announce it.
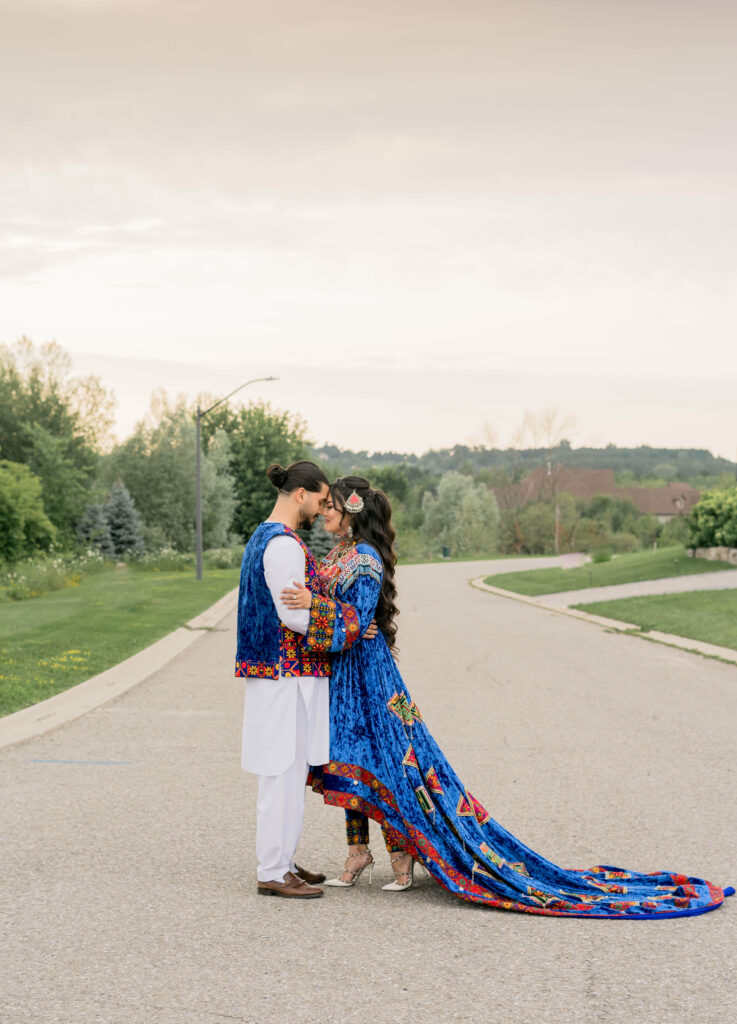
[309,542,733,918]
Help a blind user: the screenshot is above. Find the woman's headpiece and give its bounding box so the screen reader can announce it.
[344,490,365,514]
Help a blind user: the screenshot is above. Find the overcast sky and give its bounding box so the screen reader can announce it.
[2,0,736,456]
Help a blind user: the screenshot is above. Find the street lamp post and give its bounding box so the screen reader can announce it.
[195,376,277,580]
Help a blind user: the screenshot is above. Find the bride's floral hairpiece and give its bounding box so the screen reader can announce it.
[344,489,365,514]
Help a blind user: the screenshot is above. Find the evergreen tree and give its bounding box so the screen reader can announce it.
[106,482,144,556]
[299,516,334,561]
[76,502,115,557]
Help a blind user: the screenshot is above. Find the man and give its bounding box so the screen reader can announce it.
[235,460,371,898]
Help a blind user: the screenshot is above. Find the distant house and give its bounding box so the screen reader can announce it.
[494,465,700,523]
[616,483,702,522]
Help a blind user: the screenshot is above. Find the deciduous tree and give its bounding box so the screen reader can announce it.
[203,400,310,541]
[421,471,499,556]
[0,460,57,562]
[104,393,237,552]
[0,338,115,541]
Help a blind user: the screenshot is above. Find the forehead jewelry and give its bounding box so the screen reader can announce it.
[344,490,365,513]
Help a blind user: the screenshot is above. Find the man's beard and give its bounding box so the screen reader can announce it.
[297,508,315,530]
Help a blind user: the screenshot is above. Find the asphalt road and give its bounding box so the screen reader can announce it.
[1,556,735,1024]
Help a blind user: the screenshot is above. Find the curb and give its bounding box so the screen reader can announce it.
[470,577,737,666]
[0,588,239,752]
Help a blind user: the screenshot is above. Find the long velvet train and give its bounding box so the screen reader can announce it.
[310,541,732,919]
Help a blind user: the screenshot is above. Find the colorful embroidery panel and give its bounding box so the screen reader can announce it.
[425,767,444,795]
[303,595,361,654]
[402,745,419,770]
[235,660,279,679]
[468,792,491,826]
[337,550,382,593]
[304,596,338,652]
[456,794,474,818]
[320,544,383,599]
[387,692,415,726]
[415,785,435,816]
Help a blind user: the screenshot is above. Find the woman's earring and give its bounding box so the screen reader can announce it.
[346,525,353,540]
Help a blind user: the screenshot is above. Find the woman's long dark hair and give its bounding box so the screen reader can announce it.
[331,475,399,652]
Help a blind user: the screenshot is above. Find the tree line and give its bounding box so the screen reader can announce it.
[2,338,735,570]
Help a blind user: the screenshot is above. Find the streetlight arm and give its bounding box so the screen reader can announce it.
[195,373,277,582]
[199,376,278,419]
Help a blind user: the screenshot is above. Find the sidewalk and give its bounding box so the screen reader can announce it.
[474,567,737,665]
[538,567,737,608]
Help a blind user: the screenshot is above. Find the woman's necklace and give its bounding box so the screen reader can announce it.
[322,535,352,567]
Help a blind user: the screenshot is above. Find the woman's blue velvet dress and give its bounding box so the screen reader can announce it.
[310,542,732,918]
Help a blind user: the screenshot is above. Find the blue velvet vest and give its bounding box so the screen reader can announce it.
[234,521,331,679]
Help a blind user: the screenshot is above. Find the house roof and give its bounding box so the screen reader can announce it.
[493,466,701,517]
[495,466,617,508]
[617,482,701,516]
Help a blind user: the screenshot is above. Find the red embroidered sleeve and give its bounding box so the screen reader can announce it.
[302,595,361,653]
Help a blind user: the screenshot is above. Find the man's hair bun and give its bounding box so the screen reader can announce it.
[267,463,289,489]
[265,460,329,494]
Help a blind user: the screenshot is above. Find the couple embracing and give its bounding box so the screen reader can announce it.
[236,461,732,917]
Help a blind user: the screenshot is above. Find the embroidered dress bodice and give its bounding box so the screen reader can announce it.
[319,541,383,600]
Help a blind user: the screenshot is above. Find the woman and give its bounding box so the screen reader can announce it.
[283,476,733,917]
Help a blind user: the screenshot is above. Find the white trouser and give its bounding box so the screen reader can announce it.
[255,684,310,883]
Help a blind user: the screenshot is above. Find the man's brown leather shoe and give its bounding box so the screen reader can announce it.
[257,871,324,899]
[294,863,327,885]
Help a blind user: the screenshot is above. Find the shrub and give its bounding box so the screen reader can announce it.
[0,549,109,601]
[133,548,193,572]
[659,515,690,546]
[569,517,611,553]
[687,487,737,548]
[140,523,169,554]
[203,547,242,570]
[610,532,640,553]
[591,547,612,563]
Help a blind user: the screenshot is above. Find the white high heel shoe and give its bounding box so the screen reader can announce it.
[382,852,425,892]
[325,848,375,888]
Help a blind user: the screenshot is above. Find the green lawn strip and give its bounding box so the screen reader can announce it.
[0,566,239,717]
[483,546,734,596]
[573,590,737,652]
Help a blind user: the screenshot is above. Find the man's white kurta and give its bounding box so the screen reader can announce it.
[241,534,330,776]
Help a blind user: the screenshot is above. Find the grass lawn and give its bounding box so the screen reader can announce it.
[483,546,734,596]
[573,590,737,653]
[0,566,239,717]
